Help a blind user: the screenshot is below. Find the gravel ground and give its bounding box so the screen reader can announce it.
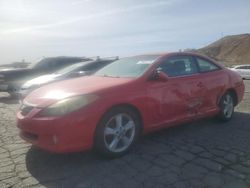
[0,80,250,188]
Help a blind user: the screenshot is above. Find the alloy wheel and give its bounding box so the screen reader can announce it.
[222,94,234,119]
[104,113,135,153]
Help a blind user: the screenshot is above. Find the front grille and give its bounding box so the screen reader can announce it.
[20,104,34,116]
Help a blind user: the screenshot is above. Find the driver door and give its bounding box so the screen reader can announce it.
[147,55,205,128]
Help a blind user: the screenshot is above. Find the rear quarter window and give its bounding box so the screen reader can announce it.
[196,57,220,72]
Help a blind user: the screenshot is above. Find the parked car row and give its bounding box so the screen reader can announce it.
[0,56,90,96]
[16,52,245,158]
[0,56,118,98]
[18,57,118,99]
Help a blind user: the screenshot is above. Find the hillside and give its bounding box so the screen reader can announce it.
[198,34,250,65]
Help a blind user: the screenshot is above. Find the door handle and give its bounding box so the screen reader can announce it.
[197,82,204,87]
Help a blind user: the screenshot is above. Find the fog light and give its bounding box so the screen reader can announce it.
[52,135,58,145]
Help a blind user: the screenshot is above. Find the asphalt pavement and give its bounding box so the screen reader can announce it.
[0,81,250,188]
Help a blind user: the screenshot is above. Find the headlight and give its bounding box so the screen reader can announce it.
[40,94,98,116]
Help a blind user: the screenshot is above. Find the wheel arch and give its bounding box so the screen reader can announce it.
[93,103,144,156]
[108,103,143,131]
[95,103,144,135]
[225,88,238,106]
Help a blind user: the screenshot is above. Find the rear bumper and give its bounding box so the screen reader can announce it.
[242,75,250,80]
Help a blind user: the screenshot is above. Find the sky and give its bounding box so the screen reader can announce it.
[0,0,249,64]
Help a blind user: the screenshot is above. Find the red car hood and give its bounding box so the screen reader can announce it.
[24,76,133,107]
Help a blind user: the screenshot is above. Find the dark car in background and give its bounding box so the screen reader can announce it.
[19,57,118,98]
[0,56,90,96]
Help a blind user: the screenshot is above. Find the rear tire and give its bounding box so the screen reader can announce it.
[94,106,141,158]
[217,92,234,122]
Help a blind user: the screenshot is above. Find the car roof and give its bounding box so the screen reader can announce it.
[53,59,115,75]
[118,52,218,64]
[139,52,211,58]
[75,59,115,66]
[42,56,89,60]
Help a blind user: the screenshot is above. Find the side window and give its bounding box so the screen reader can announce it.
[49,60,62,71]
[196,58,220,72]
[84,63,101,71]
[36,61,50,71]
[51,61,58,69]
[236,66,249,70]
[158,56,198,77]
[54,59,74,70]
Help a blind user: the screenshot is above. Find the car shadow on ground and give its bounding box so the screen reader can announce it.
[25,112,250,188]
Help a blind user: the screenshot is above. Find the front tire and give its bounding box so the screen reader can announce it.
[94,107,141,158]
[8,84,20,98]
[217,92,234,121]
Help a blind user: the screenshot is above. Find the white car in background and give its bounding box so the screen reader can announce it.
[230,64,250,80]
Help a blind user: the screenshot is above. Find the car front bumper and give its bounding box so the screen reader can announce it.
[0,83,9,91]
[16,107,101,153]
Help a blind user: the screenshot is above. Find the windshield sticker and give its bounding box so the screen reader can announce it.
[136,60,154,65]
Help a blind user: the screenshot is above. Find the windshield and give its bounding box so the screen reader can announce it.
[54,61,91,75]
[27,58,52,69]
[95,55,160,78]
[27,58,44,69]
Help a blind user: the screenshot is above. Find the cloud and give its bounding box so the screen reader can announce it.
[1,0,182,34]
[71,0,92,6]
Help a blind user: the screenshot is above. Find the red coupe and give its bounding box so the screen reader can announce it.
[17,52,245,157]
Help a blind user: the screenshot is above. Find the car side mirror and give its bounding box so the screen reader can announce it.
[149,68,169,82]
[157,71,169,82]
